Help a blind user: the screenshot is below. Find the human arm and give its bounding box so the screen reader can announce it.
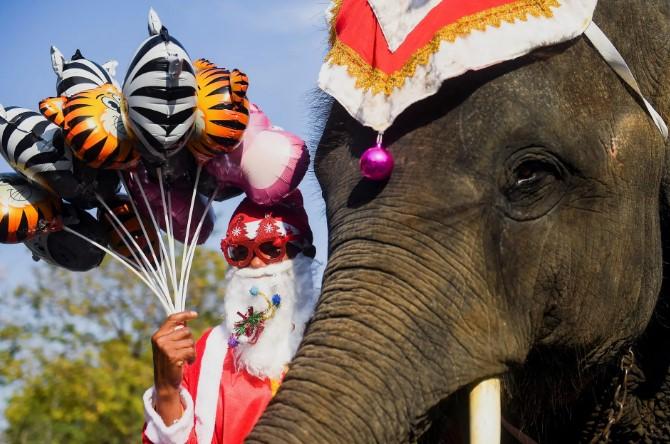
[141,311,199,444]
[151,311,198,423]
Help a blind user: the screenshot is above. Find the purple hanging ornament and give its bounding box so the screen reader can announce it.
[360,133,394,181]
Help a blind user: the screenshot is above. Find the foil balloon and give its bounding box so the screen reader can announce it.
[97,195,160,267]
[205,104,309,205]
[0,105,81,198]
[39,96,67,128]
[187,58,250,163]
[0,173,62,244]
[122,8,197,164]
[146,148,198,186]
[66,159,121,209]
[40,83,139,170]
[125,165,214,245]
[50,46,119,98]
[197,167,243,202]
[24,204,107,271]
[0,106,121,205]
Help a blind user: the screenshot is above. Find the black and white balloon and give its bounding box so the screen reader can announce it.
[0,105,80,197]
[50,46,119,97]
[122,8,197,164]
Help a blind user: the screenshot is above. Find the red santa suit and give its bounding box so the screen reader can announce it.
[142,190,315,444]
[142,325,280,444]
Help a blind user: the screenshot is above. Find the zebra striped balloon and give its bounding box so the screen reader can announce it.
[51,46,119,98]
[122,9,197,164]
[0,105,73,191]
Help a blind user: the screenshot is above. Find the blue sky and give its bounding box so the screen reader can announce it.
[0,0,331,294]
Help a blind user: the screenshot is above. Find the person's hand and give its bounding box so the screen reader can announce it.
[151,311,198,406]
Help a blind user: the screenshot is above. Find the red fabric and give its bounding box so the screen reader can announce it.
[142,328,275,444]
[224,189,313,246]
[335,0,520,74]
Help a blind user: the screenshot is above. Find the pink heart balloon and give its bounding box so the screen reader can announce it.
[205,104,309,206]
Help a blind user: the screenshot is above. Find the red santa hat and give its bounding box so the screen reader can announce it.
[223,189,313,250]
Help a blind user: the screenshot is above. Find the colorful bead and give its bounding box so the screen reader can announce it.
[272,294,281,306]
[228,335,239,348]
[249,286,259,296]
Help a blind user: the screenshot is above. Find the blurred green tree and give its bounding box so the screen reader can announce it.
[0,248,227,443]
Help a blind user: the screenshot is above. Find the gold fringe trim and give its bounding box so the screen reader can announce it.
[326,0,560,95]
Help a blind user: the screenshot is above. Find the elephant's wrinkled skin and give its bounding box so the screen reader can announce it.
[249,1,670,443]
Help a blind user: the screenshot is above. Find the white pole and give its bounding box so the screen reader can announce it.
[157,170,179,302]
[96,194,170,301]
[177,165,203,310]
[179,189,217,311]
[133,171,174,289]
[118,172,168,288]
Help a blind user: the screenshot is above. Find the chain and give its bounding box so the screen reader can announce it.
[589,347,635,444]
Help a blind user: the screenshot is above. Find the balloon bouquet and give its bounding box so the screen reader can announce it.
[0,9,309,315]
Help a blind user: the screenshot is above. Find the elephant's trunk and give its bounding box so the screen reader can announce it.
[249,208,529,443]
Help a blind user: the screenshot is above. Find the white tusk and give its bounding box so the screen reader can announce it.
[469,378,501,444]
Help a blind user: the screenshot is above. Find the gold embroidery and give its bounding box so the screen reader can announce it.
[270,378,281,397]
[326,0,560,95]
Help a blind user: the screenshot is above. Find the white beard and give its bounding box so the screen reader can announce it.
[222,254,318,380]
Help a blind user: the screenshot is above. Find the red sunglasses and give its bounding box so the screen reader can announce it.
[221,235,291,268]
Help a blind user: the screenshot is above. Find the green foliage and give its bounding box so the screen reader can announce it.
[0,248,228,443]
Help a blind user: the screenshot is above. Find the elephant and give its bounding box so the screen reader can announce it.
[249,1,670,442]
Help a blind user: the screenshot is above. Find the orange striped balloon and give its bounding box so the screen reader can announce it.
[60,84,139,170]
[0,174,62,244]
[39,96,67,128]
[188,59,250,163]
[194,58,217,72]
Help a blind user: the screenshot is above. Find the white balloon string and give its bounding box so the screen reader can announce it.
[133,171,173,290]
[103,211,155,287]
[95,194,169,301]
[177,164,203,311]
[180,187,218,311]
[62,226,173,315]
[166,186,178,303]
[103,214,172,311]
[118,171,168,289]
[157,169,179,299]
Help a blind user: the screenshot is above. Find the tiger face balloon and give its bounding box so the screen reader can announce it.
[187,59,250,163]
[60,84,139,170]
[0,173,62,244]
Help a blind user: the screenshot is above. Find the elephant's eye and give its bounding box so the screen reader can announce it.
[502,152,567,220]
[512,160,557,189]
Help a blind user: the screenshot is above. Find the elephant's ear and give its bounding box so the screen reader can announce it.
[594,3,670,204]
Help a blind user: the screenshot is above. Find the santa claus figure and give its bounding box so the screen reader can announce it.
[142,190,318,444]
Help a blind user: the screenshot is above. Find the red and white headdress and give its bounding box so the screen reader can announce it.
[319,0,667,180]
[224,190,313,249]
[321,0,600,132]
